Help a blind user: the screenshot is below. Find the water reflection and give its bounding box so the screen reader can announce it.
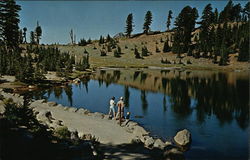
[30,69,249,130]
[91,69,249,130]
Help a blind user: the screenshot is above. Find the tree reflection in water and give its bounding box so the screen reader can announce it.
[29,69,249,130]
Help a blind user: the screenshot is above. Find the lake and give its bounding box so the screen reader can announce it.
[31,68,249,160]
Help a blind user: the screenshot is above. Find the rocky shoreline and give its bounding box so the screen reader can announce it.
[0,90,191,159]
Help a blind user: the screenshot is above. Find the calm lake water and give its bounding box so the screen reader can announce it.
[31,69,249,160]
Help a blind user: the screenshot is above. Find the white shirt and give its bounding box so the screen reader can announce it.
[110,99,115,107]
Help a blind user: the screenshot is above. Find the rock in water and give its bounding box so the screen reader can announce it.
[174,129,191,146]
[163,148,185,160]
[144,137,154,148]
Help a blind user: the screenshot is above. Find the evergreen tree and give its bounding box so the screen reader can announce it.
[134,47,140,58]
[219,0,234,22]
[106,34,111,42]
[18,29,23,44]
[23,27,27,43]
[219,39,229,66]
[0,0,21,48]
[242,2,250,21]
[30,31,35,44]
[35,21,42,44]
[125,13,133,37]
[87,38,91,44]
[166,10,173,31]
[113,49,120,58]
[238,38,249,61]
[143,11,152,34]
[199,4,215,57]
[214,8,219,23]
[231,4,242,22]
[141,46,149,57]
[172,6,198,53]
[163,41,171,52]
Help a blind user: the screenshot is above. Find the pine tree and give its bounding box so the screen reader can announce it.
[106,34,111,42]
[134,47,140,58]
[23,27,27,43]
[125,13,133,37]
[30,31,35,44]
[166,10,173,31]
[199,4,215,56]
[143,11,152,34]
[0,0,21,48]
[163,41,171,52]
[87,38,91,44]
[141,46,148,57]
[219,38,229,66]
[35,21,42,44]
[214,8,219,23]
[18,29,23,44]
[173,6,198,53]
[238,38,249,61]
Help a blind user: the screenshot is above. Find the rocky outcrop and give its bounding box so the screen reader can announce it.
[174,129,191,146]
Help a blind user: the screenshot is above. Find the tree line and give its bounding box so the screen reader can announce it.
[124,0,249,64]
[0,0,89,84]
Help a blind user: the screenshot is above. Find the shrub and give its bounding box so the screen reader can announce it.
[114,49,120,58]
[187,59,192,64]
[3,99,39,129]
[141,46,149,57]
[54,126,71,139]
[100,50,107,56]
[134,48,141,59]
[163,41,171,53]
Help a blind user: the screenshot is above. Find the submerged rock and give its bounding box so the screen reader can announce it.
[174,129,191,146]
[163,148,185,160]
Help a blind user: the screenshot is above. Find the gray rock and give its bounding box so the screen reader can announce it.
[77,108,89,115]
[165,141,172,146]
[126,121,138,131]
[55,120,63,126]
[174,129,191,146]
[92,112,104,118]
[163,148,185,160]
[131,137,142,144]
[144,137,154,148]
[37,110,53,123]
[68,107,78,113]
[47,101,57,107]
[71,130,80,141]
[153,139,166,150]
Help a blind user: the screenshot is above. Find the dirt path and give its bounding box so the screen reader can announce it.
[30,100,136,145]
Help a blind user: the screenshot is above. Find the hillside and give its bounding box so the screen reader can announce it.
[57,30,249,71]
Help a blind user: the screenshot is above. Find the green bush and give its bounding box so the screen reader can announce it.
[54,126,71,139]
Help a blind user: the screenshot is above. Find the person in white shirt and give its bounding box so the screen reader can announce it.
[108,96,116,118]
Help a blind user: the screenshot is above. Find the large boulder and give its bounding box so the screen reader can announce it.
[174,129,191,146]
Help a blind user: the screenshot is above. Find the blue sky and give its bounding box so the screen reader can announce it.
[18,1,248,44]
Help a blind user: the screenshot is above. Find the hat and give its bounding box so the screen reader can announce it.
[120,97,123,100]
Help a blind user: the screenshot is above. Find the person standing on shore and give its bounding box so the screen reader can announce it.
[116,97,125,120]
[108,96,116,119]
